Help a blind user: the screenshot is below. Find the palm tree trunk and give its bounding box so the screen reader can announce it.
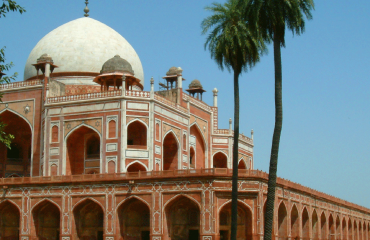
[264,35,283,240]
[231,70,240,240]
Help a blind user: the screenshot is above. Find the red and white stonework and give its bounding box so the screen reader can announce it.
[0,15,368,240]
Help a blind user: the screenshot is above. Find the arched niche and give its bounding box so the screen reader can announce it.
[190,124,206,168]
[302,207,309,239]
[127,120,147,148]
[189,147,195,168]
[163,132,179,170]
[278,202,288,240]
[66,125,101,175]
[164,196,200,240]
[213,152,227,168]
[348,219,353,240]
[32,200,60,240]
[321,212,327,240]
[73,199,104,240]
[0,110,32,177]
[312,210,319,240]
[238,159,247,169]
[342,218,347,240]
[0,201,20,239]
[219,201,252,240]
[117,198,150,239]
[329,214,334,240]
[291,205,299,239]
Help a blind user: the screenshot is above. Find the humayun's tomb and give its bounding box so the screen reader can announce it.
[0,5,369,240]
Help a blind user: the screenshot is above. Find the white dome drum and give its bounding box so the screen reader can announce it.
[24,17,144,86]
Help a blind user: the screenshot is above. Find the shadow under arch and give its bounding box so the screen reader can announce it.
[162,130,180,170]
[213,151,227,168]
[301,207,310,239]
[116,196,150,239]
[291,204,299,239]
[321,211,328,240]
[218,199,253,240]
[64,124,101,175]
[31,199,61,240]
[278,201,288,240]
[0,110,33,177]
[190,123,207,168]
[238,158,247,169]
[127,119,148,148]
[164,195,201,240]
[126,160,148,172]
[0,200,20,239]
[72,198,104,240]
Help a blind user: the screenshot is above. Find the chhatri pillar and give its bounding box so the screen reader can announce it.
[93,55,142,92]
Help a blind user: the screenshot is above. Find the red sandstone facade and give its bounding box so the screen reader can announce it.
[0,15,369,240]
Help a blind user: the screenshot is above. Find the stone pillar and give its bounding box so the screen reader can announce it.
[212,88,218,107]
[177,67,183,88]
[229,118,232,134]
[121,75,126,96]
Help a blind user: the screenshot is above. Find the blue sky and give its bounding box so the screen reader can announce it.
[1,1,369,208]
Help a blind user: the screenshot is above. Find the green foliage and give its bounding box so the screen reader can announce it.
[0,0,25,149]
[242,0,314,47]
[0,0,25,18]
[202,0,266,75]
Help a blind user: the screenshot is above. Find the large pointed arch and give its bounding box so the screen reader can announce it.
[0,110,33,177]
[64,124,102,175]
[0,200,20,239]
[31,199,61,240]
[162,130,180,170]
[116,196,150,239]
[164,195,201,240]
[218,199,253,240]
[73,198,104,240]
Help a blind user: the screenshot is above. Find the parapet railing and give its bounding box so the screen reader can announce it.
[213,129,253,144]
[47,90,122,103]
[0,169,266,185]
[126,90,150,98]
[0,79,43,90]
[214,129,230,135]
[154,93,188,113]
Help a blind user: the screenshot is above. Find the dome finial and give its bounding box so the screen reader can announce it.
[84,0,89,17]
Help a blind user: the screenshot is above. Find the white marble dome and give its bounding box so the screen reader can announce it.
[24,17,144,85]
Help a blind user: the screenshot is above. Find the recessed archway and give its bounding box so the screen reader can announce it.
[278,202,288,240]
[165,196,200,240]
[73,199,104,240]
[336,216,340,240]
[342,218,347,240]
[32,200,60,240]
[349,219,353,240]
[329,214,335,240]
[213,152,227,168]
[312,210,319,240]
[302,207,309,239]
[0,201,20,239]
[321,212,327,240]
[0,110,32,177]
[219,201,252,240]
[127,120,147,148]
[66,126,101,175]
[163,132,179,170]
[291,205,299,239]
[117,197,150,240]
[190,124,206,169]
[238,159,247,169]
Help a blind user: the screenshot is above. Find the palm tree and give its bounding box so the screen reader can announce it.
[202,0,265,239]
[242,1,314,240]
